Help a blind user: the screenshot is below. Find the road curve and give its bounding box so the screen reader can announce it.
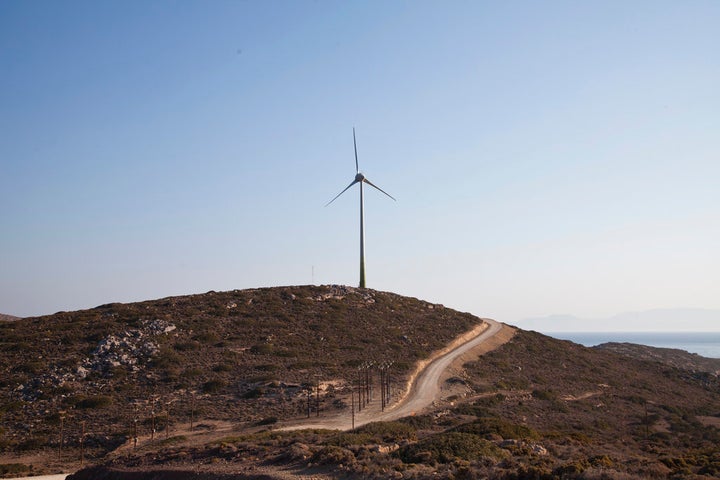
[282,318,505,431]
[369,318,503,422]
[17,321,505,479]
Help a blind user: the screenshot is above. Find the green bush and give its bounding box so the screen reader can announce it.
[256,416,278,426]
[241,387,264,399]
[174,341,200,351]
[553,460,589,476]
[153,348,181,368]
[398,432,508,464]
[193,332,219,343]
[75,395,113,409]
[212,363,233,372]
[14,361,43,375]
[452,417,539,441]
[531,389,557,401]
[312,445,356,466]
[0,463,31,475]
[250,344,275,355]
[202,379,227,393]
[17,435,49,451]
[180,367,203,378]
[256,364,279,372]
[353,421,417,443]
[398,414,434,430]
[0,400,23,414]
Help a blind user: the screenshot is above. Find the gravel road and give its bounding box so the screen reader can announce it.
[282,318,505,431]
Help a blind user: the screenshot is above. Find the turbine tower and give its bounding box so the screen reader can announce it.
[326,128,395,288]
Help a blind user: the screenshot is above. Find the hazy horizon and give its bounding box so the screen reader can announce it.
[2,2,718,325]
[514,307,720,333]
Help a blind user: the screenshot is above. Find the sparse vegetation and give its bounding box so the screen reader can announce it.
[2,286,720,479]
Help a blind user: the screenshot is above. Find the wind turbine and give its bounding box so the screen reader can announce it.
[326,128,396,288]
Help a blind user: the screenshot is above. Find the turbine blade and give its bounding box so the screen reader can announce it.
[363,178,396,201]
[325,179,360,207]
[353,127,359,174]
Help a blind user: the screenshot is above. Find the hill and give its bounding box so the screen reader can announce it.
[0,314,20,322]
[60,329,720,480]
[594,342,720,375]
[0,285,477,475]
[2,287,720,479]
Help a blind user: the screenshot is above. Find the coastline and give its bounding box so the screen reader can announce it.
[547,331,720,359]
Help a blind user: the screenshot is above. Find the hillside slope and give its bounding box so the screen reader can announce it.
[3,287,720,479]
[72,330,720,479]
[0,285,478,474]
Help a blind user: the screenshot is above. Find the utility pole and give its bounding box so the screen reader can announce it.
[366,365,371,405]
[79,421,86,467]
[378,360,393,411]
[316,379,321,417]
[306,388,311,418]
[380,365,385,412]
[351,385,355,430]
[165,400,173,440]
[58,410,66,459]
[133,404,138,449]
[189,392,196,433]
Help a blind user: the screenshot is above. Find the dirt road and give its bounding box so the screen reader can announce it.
[14,319,508,480]
[13,475,68,480]
[282,318,508,431]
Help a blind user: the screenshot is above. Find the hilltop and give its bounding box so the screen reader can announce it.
[0,286,477,474]
[0,314,20,323]
[1,286,720,479]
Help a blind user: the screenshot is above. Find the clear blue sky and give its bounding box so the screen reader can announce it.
[1,1,718,329]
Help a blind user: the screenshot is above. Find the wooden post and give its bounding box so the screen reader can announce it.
[365,365,372,404]
[190,394,195,433]
[306,389,311,418]
[80,421,85,467]
[58,411,65,459]
[316,381,320,417]
[351,385,355,430]
[133,404,138,449]
[380,367,386,411]
[365,367,370,405]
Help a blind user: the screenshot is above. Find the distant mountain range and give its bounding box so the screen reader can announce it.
[516,308,720,332]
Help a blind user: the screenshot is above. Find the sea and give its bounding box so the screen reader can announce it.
[547,332,720,359]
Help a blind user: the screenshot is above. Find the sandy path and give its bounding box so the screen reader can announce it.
[281,318,509,431]
[12,475,68,480]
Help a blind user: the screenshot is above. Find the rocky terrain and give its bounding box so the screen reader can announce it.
[2,286,720,479]
[0,285,477,476]
[0,314,20,323]
[62,330,720,480]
